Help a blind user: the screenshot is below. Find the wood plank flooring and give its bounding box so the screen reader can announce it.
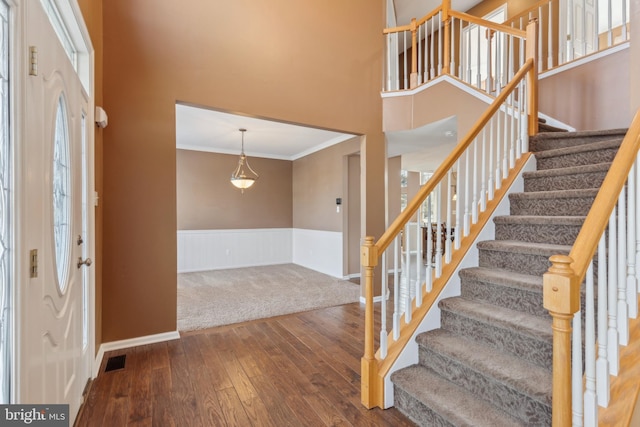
[76,302,414,427]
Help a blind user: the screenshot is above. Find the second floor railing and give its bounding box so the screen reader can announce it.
[384,0,630,94]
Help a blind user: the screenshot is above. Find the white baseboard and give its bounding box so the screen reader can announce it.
[93,331,180,378]
[360,295,384,304]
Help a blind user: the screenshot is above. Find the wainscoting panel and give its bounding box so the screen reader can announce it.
[292,228,343,278]
[177,229,293,273]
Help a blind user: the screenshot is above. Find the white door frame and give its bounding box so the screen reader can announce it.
[12,0,95,406]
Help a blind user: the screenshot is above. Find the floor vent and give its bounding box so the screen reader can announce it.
[104,355,126,372]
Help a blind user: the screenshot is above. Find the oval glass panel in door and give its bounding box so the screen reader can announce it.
[52,94,71,293]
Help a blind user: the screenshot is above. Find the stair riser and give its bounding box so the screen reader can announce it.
[494,223,582,246]
[440,309,552,369]
[479,248,562,276]
[524,170,607,192]
[394,387,456,427]
[509,195,594,216]
[460,278,547,317]
[418,348,551,425]
[536,147,618,170]
[530,135,624,152]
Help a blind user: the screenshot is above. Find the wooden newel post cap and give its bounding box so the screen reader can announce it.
[361,237,378,268]
[543,255,580,314]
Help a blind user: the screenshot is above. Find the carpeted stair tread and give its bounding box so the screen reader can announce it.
[459,267,548,317]
[416,329,552,405]
[494,215,585,226]
[459,267,543,293]
[477,239,571,257]
[523,162,611,179]
[510,187,598,199]
[439,297,552,341]
[391,365,527,427]
[529,128,627,152]
[534,138,621,159]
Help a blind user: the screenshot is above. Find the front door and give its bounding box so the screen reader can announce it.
[21,1,92,422]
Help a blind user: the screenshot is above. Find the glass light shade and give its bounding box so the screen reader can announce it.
[230,150,258,193]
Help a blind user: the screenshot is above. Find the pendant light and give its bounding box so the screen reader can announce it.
[230,128,258,193]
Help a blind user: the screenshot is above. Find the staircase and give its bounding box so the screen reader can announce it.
[390,128,627,426]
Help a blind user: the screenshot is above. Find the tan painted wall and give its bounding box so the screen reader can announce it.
[347,155,362,276]
[177,150,292,230]
[100,0,385,341]
[383,80,490,136]
[539,48,632,130]
[293,137,360,231]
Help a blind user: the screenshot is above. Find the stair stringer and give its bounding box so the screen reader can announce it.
[381,155,537,408]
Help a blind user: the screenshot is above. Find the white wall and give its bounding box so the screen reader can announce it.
[177,229,292,273]
[177,228,344,278]
[292,228,344,278]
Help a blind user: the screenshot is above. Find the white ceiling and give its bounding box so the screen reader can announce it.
[176,104,356,161]
[175,1,480,170]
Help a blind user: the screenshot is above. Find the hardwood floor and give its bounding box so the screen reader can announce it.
[76,303,414,427]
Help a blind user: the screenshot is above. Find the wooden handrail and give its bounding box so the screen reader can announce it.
[375,58,535,255]
[503,0,551,27]
[543,112,640,426]
[449,10,527,38]
[383,6,442,34]
[567,113,640,282]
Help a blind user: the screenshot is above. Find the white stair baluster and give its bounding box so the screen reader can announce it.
[502,104,508,179]
[495,114,503,190]
[436,183,443,277]
[584,261,597,427]
[404,223,412,324]
[596,235,610,407]
[464,150,471,237]
[450,17,456,75]
[403,31,408,89]
[628,164,638,318]
[618,189,629,345]
[446,170,453,264]
[426,194,433,292]
[393,235,400,340]
[548,1,554,68]
[418,25,423,85]
[455,161,461,250]
[608,209,620,375]
[431,17,436,80]
[472,137,478,225]
[488,116,495,200]
[437,12,442,75]
[416,212,422,308]
[572,309,583,427]
[480,127,487,212]
[380,251,388,359]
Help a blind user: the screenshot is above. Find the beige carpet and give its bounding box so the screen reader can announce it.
[177,263,361,331]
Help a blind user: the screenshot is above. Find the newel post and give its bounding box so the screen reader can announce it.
[409,18,418,88]
[442,0,451,74]
[543,255,580,427]
[525,19,539,135]
[361,236,379,408]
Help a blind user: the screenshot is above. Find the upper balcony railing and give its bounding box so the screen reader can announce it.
[383,0,630,95]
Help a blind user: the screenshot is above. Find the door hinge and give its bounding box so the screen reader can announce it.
[29,46,38,76]
[30,249,38,278]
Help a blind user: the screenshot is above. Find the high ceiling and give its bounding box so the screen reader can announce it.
[175,0,480,171]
